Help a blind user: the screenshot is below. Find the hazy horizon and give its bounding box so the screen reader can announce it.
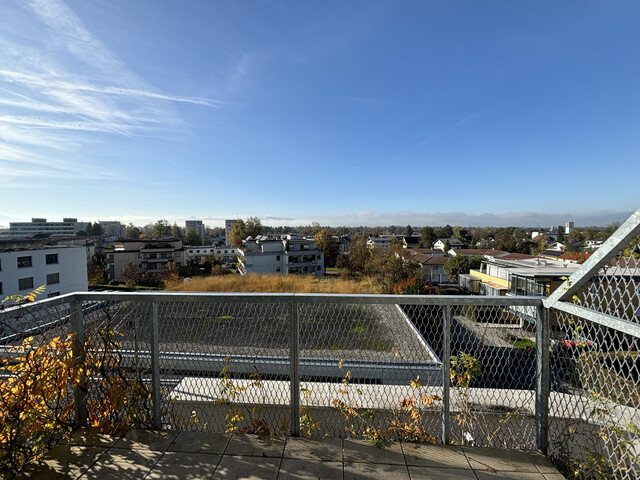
[1,208,634,230]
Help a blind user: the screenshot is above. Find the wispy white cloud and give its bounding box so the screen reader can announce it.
[0,0,218,183]
[0,70,220,108]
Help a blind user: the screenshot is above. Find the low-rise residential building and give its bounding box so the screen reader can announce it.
[401,250,453,284]
[366,235,405,249]
[238,235,324,276]
[185,246,239,264]
[8,218,89,238]
[0,239,88,302]
[547,242,565,251]
[586,239,605,250]
[459,256,580,297]
[434,238,464,251]
[105,239,185,282]
[367,237,393,249]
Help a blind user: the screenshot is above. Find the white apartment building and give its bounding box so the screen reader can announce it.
[9,218,89,238]
[238,235,324,276]
[0,243,88,302]
[105,239,185,282]
[185,220,206,240]
[185,246,239,264]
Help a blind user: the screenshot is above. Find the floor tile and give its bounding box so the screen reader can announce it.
[463,446,538,473]
[343,439,405,465]
[278,459,342,480]
[211,455,280,479]
[61,427,122,447]
[283,437,342,462]
[526,450,560,474]
[344,461,410,480]
[17,445,107,479]
[225,434,286,458]
[146,451,221,479]
[408,466,477,479]
[79,446,162,479]
[474,471,547,479]
[168,430,230,454]
[113,429,178,452]
[402,443,471,469]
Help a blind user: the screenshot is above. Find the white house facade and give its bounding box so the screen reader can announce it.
[238,235,324,276]
[0,244,88,302]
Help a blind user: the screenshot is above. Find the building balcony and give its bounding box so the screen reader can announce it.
[1,290,638,479]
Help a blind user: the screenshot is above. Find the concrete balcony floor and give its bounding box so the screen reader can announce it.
[20,428,566,479]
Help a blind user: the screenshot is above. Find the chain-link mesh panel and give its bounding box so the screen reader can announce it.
[161,299,292,435]
[0,299,73,346]
[0,298,78,474]
[448,304,537,449]
[81,299,154,430]
[549,308,640,479]
[573,236,640,323]
[298,302,443,440]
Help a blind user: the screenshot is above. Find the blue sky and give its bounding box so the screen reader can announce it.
[1,0,638,228]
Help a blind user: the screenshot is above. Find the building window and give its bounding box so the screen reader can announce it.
[0,282,2,294]
[47,292,60,298]
[46,253,59,264]
[276,255,280,261]
[317,265,321,271]
[18,277,34,290]
[17,256,32,268]
[47,272,60,284]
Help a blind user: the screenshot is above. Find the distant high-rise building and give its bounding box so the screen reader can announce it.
[565,221,574,234]
[185,220,206,241]
[225,219,237,245]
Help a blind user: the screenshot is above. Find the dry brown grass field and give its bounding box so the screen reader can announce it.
[165,273,381,294]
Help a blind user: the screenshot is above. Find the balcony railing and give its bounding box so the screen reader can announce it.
[1,208,639,479]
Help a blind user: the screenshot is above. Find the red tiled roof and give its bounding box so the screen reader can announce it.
[410,248,446,256]
[454,249,488,256]
[560,252,592,262]
[422,256,449,265]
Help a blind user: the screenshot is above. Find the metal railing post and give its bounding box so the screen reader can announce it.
[151,302,162,429]
[290,296,300,436]
[442,305,451,444]
[535,305,550,454]
[71,300,88,427]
